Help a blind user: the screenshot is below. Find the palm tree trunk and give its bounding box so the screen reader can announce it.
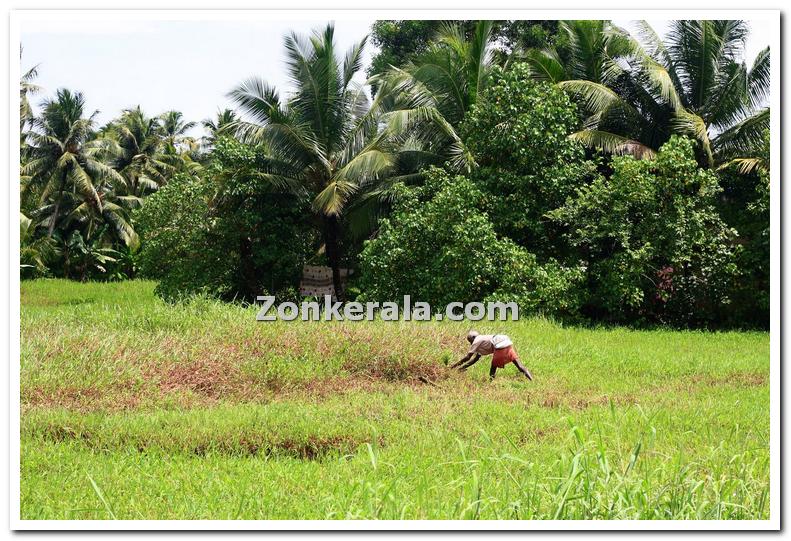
[47,180,65,238]
[47,200,60,238]
[322,215,344,302]
[239,235,259,301]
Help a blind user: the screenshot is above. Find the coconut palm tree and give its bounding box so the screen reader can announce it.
[30,185,140,253]
[375,20,497,126]
[22,89,135,248]
[525,20,673,159]
[229,23,471,300]
[20,65,40,130]
[157,110,204,175]
[646,20,769,167]
[201,108,237,147]
[159,110,197,150]
[526,20,770,168]
[102,106,173,196]
[523,21,643,153]
[20,52,41,156]
[523,20,637,84]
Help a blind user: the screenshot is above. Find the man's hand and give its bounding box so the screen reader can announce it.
[449,353,472,369]
[458,354,481,371]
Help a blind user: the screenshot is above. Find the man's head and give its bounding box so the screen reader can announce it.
[467,330,479,344]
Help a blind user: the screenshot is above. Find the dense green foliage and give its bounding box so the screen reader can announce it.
[461,64,596,255]
[368,20,562,84]
[20,87,201,282]
[18,18,774,522]
[368,20,440,83]
[20,19,771,328]
[524,20,770,168]
[134,174,216,298]
[372,20,497,127]
[359,171,507,307]
[716,130,770,326]
[358,169,584,317]
[228,24,471,300]
[135,138,316,302]
[550,136,739,326]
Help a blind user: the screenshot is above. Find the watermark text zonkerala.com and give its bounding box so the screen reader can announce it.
[256,295,518,322]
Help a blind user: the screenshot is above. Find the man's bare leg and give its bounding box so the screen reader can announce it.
[513,359,533,380]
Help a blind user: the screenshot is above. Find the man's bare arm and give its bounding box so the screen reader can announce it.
[458,354,481,371]
[450,352,473,369]
[489,364,497,380]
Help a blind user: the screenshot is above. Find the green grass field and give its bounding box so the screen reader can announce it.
[20,279,770,520]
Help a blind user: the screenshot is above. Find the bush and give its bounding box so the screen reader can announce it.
[486,248,586,319]
[549,136,739,326]
[135,138,317,302]
[135,174,233,300]
[358,168,584,318]
[461,63,596,256]
[716,131,769,327]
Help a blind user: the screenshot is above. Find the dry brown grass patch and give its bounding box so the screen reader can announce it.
[156,358,244,397]
[23,384,143,413]
[690,372,767,388]
[33,421,380,461]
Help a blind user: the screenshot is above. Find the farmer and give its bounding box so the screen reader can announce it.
[450,331,533,381]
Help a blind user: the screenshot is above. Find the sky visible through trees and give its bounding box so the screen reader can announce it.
[20,17,771,138]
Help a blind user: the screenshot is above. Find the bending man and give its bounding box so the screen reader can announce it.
[450,331,533,381]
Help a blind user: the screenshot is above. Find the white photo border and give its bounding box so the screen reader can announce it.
[8,7,782,532]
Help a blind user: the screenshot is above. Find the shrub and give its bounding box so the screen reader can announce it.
[716,131,770,327]
[135,174,233,300]
[358,168,585,317]
[549,136,739,326]
[486,247,586,319]
[135,138,317,302]
[461,63,596,256]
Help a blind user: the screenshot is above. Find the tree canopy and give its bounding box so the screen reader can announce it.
[19,19,771,328]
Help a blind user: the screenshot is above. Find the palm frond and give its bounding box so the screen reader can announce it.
[342,36,368,88]
[468,20,495,98]
[635,21,681,84]
[637,54,684,111]
[66,161,102,211]
[671,110,714,167]
[335,146,394,184]
[717,157,767,175]
[381,106,475,172]
[748,47,770,108]
[113,195,145,209]
[101,203,139,251]
[704,60,750,129]
[711,107,769,158]
[523,49,568,83]
[20,213,34,241]
[559,79,639,119]
[570,129,656,159]
[665,20,748,110]
[312,179,358,216]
